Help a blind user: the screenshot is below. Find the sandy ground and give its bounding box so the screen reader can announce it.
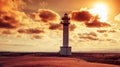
[0,55,119,67]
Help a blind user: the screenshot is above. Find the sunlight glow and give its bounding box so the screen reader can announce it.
[90,3,108,22]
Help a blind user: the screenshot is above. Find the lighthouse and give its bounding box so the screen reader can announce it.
[60,13,72,56]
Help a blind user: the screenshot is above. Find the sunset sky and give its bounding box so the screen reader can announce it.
[0,0,120,52]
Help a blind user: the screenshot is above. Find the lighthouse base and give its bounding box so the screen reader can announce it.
[60,46,72,56]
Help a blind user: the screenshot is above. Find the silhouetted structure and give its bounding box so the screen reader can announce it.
[60,13,72,56]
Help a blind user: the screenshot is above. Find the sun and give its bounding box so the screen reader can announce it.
[90,3,108,22]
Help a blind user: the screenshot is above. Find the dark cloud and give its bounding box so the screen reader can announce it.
[69,24,76,31]
[70,10,92,21]
[70,10,111,27]
[32,35,42,39]
[38,9,60,22]
[49,23,76,31]
[0,15,19,28]
[78,31,117,42]
[49,23,62,30]
[97,30,107,33]
[85,19,111,28]
[80,36,98,40]
[0,0,18,29]
[18,28,44,34]
[97,29,116,33]
[78,32,98,41]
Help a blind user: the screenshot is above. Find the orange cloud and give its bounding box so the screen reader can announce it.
[18,28,44,34]
[97,29,116,33]
[49,23,76,31]
[78,32,98,41]
[0,0,27,29]
[70,10,110,27]
[69,24,76,31]
[32,9,60,23]
[49,23,62,30]
[85,19,111,28]
[31,35,42,39]
[70,10,92,21]
[2,30,13,34]
[0,15,20,28]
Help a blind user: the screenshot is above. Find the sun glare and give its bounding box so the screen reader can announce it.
[90,3,108,22]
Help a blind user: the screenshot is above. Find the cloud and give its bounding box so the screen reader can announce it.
[49,23,76,31]
[0,0,62,36]
[0,0,27,29]
[70,10,92,21]
[76,29,117,42]
[78,32,98,41]
[97,29,116,33]
[18,28,44,34]
[0,0,18,28]
[70,10,111,27]
[49,23,62,30]
[38,9,60,22]
[85,19,111,28]
[0,15,20,28]
[114,13,120,22]
[2,30,13,34]
[32,9,60,23]
[69,24,76,31]
[97,30,107,33]
[31,35,42,39]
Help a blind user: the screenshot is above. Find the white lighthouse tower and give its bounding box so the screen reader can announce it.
[60,13,72,56]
